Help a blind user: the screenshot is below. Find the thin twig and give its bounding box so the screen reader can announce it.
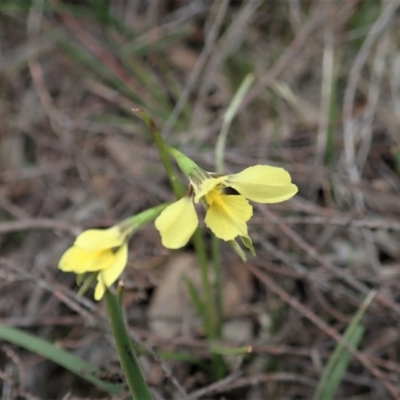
[240,1,333,111]
[0,219,80,236]
[310,27,334,199]
[342,2,399,210]
[188,371,315,399]
[247,264,400,400]
[259,207,400,316]
[161,0,229,138]
[264,215,400,232]
[191,0,261,128]
[58,8,151,104]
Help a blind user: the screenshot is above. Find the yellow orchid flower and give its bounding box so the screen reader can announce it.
[58,203,169,300]
[59,226,129,300]
[155,159,298,249]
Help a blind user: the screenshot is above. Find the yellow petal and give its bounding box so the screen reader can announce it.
[205,194,252,241]
[74,226,124,251]
[58,246,113,273]
[94,277,106,301]
[155,197,198,249]
[194,176,227,203]
[99,243,128,288]
[227,165,298,203]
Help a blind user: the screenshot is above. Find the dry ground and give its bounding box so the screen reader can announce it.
[1,1,400,399]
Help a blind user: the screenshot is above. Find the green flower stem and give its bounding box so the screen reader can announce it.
[192,228,217,339]
[77,272,97,297]
[211,74,255,339]
[120,203,170,233]
[133,108,185,197]
[211,235,222,336]
[135,109,218,340]
[104,290,153,400]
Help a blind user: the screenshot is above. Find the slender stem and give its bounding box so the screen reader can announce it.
[192,228,216,339]
[212,74,255,338]
[134,109,217,340]
[77,272,97,297]
[133,109,185,198]
[104,290,153,400]
[211,235,222,336]
[215,73,254,172]
[120,203,170,234]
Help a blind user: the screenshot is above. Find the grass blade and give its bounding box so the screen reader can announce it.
[313,291,376,400]
[0,324,123,395]
[215,73,254,173]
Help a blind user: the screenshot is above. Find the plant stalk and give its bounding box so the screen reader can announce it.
[104,290,153,400]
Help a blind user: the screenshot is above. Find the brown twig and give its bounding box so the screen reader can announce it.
[0,258,96,324]
[0,218,80,236]
[187,372,316,399]
[270,215,400,232]
[132,327,313,359]
[247,263,400,400]
[162,0,230,137]
[259,207,400,316]
[342,2,399,210]
[58,9,152,105]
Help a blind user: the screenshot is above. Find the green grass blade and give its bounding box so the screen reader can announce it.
[0,0,31,12]
[183,275,204,316]
[313,291,376,400]
[0,324,123,395]
[321,325,365,399]
[215,73,254,173]
[59,41,144,105]
[159,350,204,365]
[86,0,111,25]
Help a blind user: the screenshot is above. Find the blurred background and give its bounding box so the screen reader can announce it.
[1,0,400,399]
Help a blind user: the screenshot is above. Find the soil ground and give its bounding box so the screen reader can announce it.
[1,1,400,399]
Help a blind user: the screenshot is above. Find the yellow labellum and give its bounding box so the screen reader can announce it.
[193,176,226,203]
[205,192,252,240]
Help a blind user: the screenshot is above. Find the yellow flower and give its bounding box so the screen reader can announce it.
[59,226,128,300]
[155,165,298,249]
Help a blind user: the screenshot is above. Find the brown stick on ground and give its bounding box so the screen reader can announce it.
[247,263,400,400]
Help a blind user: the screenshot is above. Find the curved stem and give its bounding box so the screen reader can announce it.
[104,290,153,400]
